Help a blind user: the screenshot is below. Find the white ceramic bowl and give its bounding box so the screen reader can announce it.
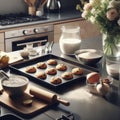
[1,75,29,97]
[75,49,103,65]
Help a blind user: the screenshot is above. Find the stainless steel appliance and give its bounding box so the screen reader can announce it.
[0,13,48,26]
[5,24,54,52]
[46,0,61,13]
[0,13,53,52]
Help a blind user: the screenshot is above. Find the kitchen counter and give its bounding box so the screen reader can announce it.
[0,9,82,30]
[1,35,120,120]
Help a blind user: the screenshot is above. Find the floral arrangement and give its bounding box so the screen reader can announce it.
[76,0,120,56]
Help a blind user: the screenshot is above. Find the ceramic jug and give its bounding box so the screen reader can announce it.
[59,26,81,55]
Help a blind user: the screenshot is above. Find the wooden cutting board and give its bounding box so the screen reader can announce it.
[0,51,23,64]
[0,88,58,118]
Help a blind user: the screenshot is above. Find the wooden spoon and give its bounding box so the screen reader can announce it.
[29,0,36,6]
[24,0,32,6]
[38,0,47,10]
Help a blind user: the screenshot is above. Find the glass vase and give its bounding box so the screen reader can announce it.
[106,56,120,99]
[102,33,120,57]
[103,33,120,100]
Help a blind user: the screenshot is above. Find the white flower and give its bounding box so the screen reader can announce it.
[77,0,120,56]
[101,0,107,3]
[106,8,119,21]
[89,16,96,23]
[89,0,101,5]
[117,19,120,26]
[78,0,120,33]
[83,3,92,11]
[109,0,120,7]
[90,8,97,15]
[81,11,88,18]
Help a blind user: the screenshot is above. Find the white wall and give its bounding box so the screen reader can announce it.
[0,0,27,14]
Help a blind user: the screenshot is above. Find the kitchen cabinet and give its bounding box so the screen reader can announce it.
[0,32,4,51]
[54,19,100,42]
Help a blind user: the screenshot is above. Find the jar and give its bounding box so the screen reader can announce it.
[59,26,81,55]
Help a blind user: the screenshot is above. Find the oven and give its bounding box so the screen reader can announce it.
[5,24,54,52]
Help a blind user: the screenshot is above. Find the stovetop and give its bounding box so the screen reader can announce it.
[0,13,48,26]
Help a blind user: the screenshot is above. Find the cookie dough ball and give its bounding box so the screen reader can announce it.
[47,59,57,65]
[36,72,47,80]
[26,66,36,73]
[46,68,57,75]
[61,72,73,80]
[56,64,67,71]
[37,62,47,69]
[72,67,84,75]
[50,76,62,84]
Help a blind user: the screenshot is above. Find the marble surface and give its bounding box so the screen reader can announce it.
[1,35,120,120]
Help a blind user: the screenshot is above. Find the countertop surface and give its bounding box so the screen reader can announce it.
[0,9,82,30]
[1,35,120,120]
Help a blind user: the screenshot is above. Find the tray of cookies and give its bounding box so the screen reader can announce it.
[9,54,97,91]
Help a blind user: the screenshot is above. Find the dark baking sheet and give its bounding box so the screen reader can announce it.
[9,54,98,91]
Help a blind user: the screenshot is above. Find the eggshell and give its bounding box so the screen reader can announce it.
[87,72,100,84]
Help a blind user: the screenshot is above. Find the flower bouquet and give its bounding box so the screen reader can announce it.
[76,0,120,57]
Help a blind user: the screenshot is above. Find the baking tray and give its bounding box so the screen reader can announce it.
[9,54,98,91]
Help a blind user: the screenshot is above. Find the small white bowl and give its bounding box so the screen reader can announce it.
[1,75,29,97]
[75,49,103,65]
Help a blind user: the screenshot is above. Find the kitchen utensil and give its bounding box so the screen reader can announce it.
[29,0,36,6]
[48,41,54,53]
[24,0,36,15]
[57,113,74,120]
[45,42,50,54]
[24,0,32,6]
[30,86,70,106]
[46,0,61,12]
[36,9,44,16]
[0,70,9,80]
[38,0,47,10]
[28,6,36,15]
[45,41,54,54]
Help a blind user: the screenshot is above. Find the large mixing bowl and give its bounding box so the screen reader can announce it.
[1,75,29,97]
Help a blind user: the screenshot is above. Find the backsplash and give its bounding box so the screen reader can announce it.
[0,0,27,14]
[0,0,80,14]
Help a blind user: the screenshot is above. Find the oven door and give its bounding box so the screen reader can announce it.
[5,32,53,52]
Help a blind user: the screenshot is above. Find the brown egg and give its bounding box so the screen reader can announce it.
[0,55,9,66]
[87,72,100,84]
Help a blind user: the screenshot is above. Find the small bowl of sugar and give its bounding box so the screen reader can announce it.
[75,49,103,65]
